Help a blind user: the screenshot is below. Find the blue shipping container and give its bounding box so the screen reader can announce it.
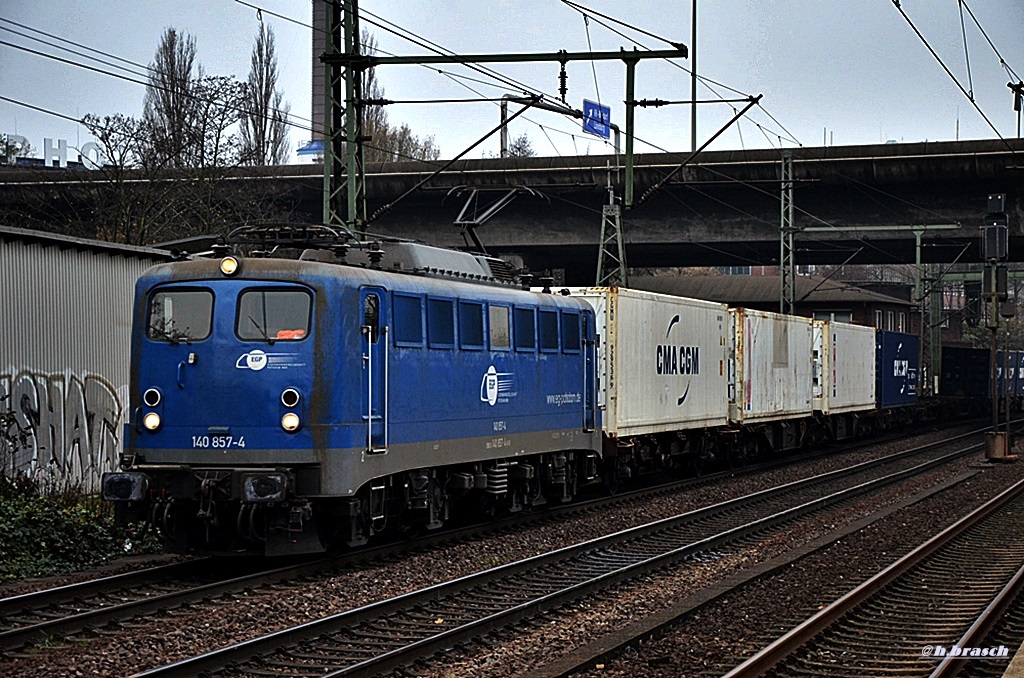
[940,346,990,398]
[876,330,919,409]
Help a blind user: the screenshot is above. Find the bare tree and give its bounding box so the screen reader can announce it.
[191,74,246,168]
[1,135,33,165]
[143,28,201,168]
[508,132,535,158]
[241,23,290,165]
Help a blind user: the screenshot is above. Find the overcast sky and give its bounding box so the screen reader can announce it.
[2,1,1023,165]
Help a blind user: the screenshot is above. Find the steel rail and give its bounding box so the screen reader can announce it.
[2,423,974,653]
[929,561,1024,677]
[723,476,1024,678]
[0,450,794,652]
[137,431,987,677]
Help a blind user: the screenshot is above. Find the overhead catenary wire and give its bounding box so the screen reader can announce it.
[958,0,975,100]
[2,0,965,255]
[559,0,686,50]
[583,15,602,107]
[959,0,1022,83]
[890,0,1017,155]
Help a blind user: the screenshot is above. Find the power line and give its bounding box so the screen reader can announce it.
[234,0,619,158]
[0,17,313,129]
[0,33,318,139]
[959,0,1021,83]
[890,0,1017,155]
[558,0,686,50]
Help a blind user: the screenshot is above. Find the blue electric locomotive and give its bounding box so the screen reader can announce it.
[103,242,600,555]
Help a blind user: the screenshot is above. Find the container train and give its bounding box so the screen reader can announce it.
[103,239,926,556]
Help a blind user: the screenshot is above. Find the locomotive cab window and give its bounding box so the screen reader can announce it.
[236,289,311,342]
[147,288,214,343]
[489,304,511,350]
[363,294,380,344]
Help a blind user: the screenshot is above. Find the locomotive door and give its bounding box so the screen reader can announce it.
[583,314,596,431]
[360,287,388,453]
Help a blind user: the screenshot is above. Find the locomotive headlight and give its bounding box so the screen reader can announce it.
[281,412,301,432]
[281,388,301,408]
[219,256,240,276]
[143,412,162,431]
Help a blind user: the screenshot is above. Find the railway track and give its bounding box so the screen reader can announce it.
[1,425,968,655]
[135,427,989,677]
[724,476,1024,678]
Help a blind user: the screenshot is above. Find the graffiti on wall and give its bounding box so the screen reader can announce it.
[1,369,125,492]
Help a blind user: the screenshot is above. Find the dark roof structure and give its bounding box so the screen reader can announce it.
[631,275,913,308]
[0,226,174,261]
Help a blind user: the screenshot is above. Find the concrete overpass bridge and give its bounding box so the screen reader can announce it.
[2,138,1023,284]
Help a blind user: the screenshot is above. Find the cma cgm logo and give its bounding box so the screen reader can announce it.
[480,366,516,406]
[658,315,700,406]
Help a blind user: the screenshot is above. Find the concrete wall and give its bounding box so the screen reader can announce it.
[0,229,170,492]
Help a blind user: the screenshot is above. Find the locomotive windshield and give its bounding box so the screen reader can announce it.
[236,289,311,342]
[147,289,213,343]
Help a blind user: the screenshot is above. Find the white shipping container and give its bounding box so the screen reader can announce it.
[569,288,730,438]
[730,308,814,423]
[812,321,877,414]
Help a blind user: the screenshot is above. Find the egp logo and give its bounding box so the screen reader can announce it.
[480,366,515,406]
[236,350,268,371]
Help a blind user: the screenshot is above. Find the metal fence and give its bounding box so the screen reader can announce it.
[0,227,171,493]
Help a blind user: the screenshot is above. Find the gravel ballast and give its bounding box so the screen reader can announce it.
[0,426,993,677]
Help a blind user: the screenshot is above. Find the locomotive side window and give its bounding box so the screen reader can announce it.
[147,289,213,343]
[394,293,424,346]
[427,298,455,349]
[489,305,511,350]
[539,310,559,352]
[236,289,311,342]
[514,307,536,352]
[459,301,484,350]
[562,311,581,353]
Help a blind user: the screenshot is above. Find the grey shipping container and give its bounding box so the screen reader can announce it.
[812,321,876,415]
[569,287,730,438]
[729,308,814,423]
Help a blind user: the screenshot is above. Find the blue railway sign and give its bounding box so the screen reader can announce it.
[582,99,611,139]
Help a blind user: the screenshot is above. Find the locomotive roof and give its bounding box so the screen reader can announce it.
[139,255,590,308]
